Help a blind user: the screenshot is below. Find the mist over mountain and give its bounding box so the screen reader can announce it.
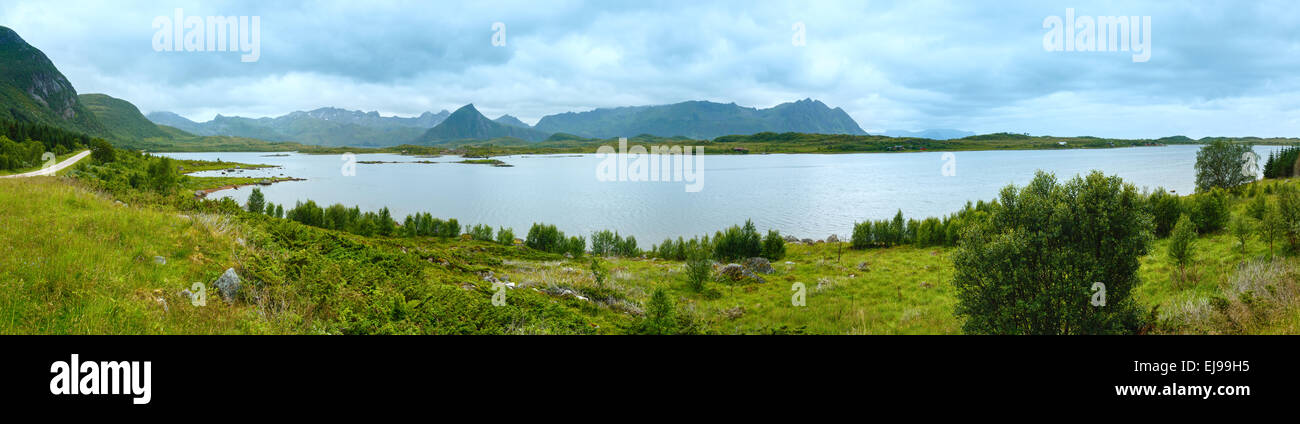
[419,104,550,143]
[533,98,866,140]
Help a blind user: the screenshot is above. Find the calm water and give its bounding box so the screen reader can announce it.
[163,145,1282,243]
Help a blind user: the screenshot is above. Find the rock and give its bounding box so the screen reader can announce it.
[564,252,574,259]
[718,263,766,284]
[214,268,241,302]
[801,238,815,244]
[784,261,795,265]
[743,257,775,274]
[152,256,166,265]
[718,263,746,280]
[783,235,799,243]
[826,234,839,243]
[857,262,870,272]
[193,190,206,198]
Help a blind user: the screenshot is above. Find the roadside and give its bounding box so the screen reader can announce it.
[0,150,91,178]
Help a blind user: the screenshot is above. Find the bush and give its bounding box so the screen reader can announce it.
[144,156,179,193]
[684,252,711,292]
[525,223,563,252]
[713,220,762,261]
[1230,214,1252,253]
[90,138,114,163]
[952,171,1151,334]
[1168,214,1197,268]
[1260,203,1284,255]
[637,288,677,335]
[851,221,872,249]
[246,188,265,213]
[468,224,493,241]
[761,230,786,260]
[1245,193,1267,220]
[1148,188,1182,238]
[1194,139,1255,192]
[1189,189,1230,234]
[495,227,515,245]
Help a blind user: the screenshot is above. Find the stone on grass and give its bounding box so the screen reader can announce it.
[214,268,241,302]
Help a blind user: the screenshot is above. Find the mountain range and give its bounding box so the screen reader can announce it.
[533,99,866,139]
[145,107,451,147]
[2,24,873,148]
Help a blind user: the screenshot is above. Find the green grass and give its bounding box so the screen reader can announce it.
[0,177,258,333]
[6,171,1300,334]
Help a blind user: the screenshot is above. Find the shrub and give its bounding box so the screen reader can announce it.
[565,235,585,257]
[495,227,515,245]
[145,156,179,193]
[1189,189,1230,234]
[1260,203,1284,255]
[713,220,762,261]
[953,171,1152,335]
[1245,193,1267,220]
[245,188,265,213]
[1148,188,1182,238]
[684,251,711,292]
[851,221,872,249]
[1168,214,1196,268]
[90,138,114,163]
[525,223,563,252]
[468,224,494,241]
[761,229,786,260]
[1230,214,1252,253]
[637,288,677,335]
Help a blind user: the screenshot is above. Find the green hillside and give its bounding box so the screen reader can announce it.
[0,26,108,137]
[79,93,173,140]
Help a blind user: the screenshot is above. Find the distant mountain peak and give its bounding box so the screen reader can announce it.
[419,104,548,143]
[534,98,864,139]
[494,114,530,128]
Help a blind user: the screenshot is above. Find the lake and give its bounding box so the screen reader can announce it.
[163,145,1283,244]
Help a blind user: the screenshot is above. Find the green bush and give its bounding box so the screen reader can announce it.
[713,220,762,261]
[1189,189,1230,234]
[684,251,711,292]
[1148,188,1182,238]
[953,171,1151,335]
[496,227,515,245]
[245,188,265,213]
[468,224,494,241]
[1168,214,1196,268]
[525,223,563,252]
[761,229,786,260]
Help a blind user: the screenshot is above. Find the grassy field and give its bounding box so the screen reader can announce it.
[3,174,1299,334]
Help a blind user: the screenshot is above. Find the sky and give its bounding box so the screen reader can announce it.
[2,0,1298,138]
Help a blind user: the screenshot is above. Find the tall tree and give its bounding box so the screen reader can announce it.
[1194,139,1255,192]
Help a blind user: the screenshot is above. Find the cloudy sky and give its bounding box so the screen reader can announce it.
[3,0,1297,138]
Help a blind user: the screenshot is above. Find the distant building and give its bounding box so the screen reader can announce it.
[1058,141,1067,146]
